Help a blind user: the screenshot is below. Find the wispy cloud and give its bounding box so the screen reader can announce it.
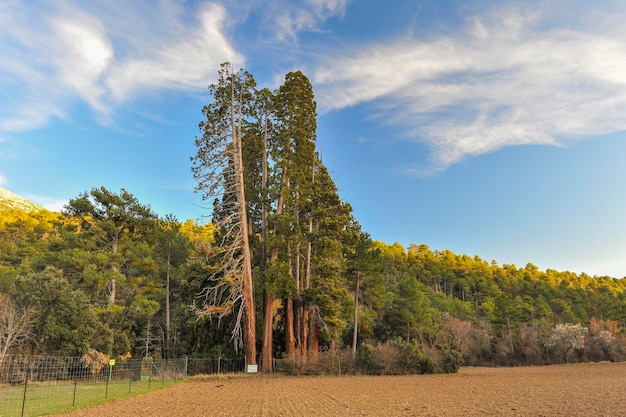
[313,2,626,172]
[50,6,113,114]
[0,0,348,134]
[43,200,68,212]
[0,1,241,132]
[25,192,67,212]
[269,0,349,41]
[105,2,242,101]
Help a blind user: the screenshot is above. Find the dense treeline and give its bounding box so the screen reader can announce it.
[1,65,625,374]
[1,204,625,371]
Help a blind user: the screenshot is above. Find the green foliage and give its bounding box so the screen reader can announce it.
[377,274,435,343]
[1,68,626,372]
[2,183,626,369]
[391,338,438,374]
[263,260,293,297]
[10,267,97,356]
[439,347,464,373]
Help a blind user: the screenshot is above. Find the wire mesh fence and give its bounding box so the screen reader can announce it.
[0,354,188,417]
[186,357,247,375]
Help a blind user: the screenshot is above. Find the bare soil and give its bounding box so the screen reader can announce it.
[55,362,626,416]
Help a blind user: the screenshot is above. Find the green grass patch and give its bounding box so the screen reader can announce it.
[0,378,182,417]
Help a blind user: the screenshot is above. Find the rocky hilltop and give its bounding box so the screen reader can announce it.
[0,186,43,211]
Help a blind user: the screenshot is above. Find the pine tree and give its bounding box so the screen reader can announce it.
[64,187,157,305]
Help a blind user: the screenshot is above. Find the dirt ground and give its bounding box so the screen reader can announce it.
[54,362,626,417]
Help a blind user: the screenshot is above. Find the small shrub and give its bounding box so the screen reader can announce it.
[439,348,464,373]
[274,357,301,375]
[356,339,438,375]
[391,339,437,374]
[356,343,375,374]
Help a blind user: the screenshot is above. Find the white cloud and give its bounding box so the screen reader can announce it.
[50,7,113,113]
[0,1,241,132]
[25,192,67,212]
[313,2,626,172]
[270,0,348,41]
[0,100,66,132]
[0,172,6,186]
[0,0,351,134]
[43,200,68,212]
[0,2,70,131]
[105,2,242,101]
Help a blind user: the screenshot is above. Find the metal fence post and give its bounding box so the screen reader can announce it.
[20,356,30,417]
[73,377,78,407]
[105,363,112,400]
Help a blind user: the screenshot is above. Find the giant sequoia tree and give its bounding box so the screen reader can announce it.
[191,64,356,370]
[191,63,257,366]
[271,70,319,361]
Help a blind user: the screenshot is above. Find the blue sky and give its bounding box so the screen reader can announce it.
[2,0,626,277]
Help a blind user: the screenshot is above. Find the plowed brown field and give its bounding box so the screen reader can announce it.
[55,362,626,416]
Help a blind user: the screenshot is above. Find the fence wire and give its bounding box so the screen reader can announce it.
[186,357,246,375]
[0,354,188,417]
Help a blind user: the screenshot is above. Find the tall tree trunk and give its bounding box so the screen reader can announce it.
[260,104,273,372]
[232,78,256,367]
[302,164,314,360]
[165,247,171,358]
[352,271,360,360]
[294,190,304,360]
[262,291,273,371]
[284,244,296,359]
[108,278,116,305]
[268,134,292,362]
[285,297,296,359]
[300,215,312,360]
[308,306,319,364]
[109,237,119,304]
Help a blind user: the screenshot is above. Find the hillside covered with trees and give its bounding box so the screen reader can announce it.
[1,64,625,374]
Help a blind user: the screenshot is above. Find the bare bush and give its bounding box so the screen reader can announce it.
[0,295,38,360]
[545,323,588,363]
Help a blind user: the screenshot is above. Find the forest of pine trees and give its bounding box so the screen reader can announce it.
[1,65,625,374]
